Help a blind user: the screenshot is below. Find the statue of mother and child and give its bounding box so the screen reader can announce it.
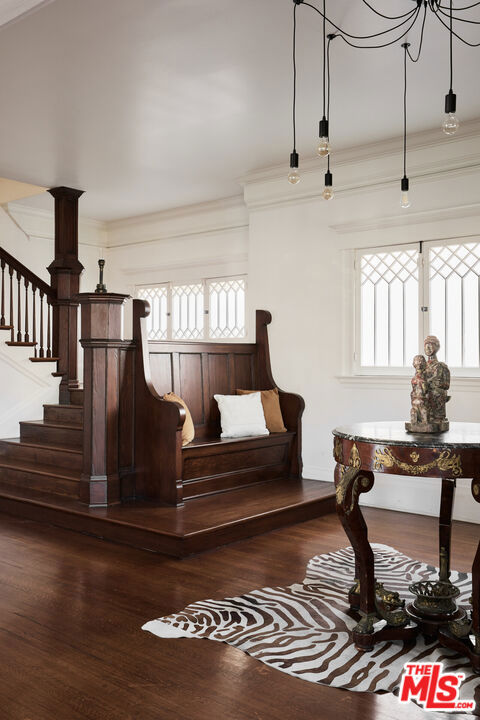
[406,336,451,434]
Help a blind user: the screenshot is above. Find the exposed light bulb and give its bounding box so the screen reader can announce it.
[400,191,411,209]
[442,112,459,135]
[317,138,330,157]
[317,117,330,158]
[288,168,300,185]
[288,151,300,185]
[322,170,334,200]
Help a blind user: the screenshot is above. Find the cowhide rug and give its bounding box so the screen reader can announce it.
[143,544,479,708]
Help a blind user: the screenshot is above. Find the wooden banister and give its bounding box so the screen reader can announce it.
[0,246,58,359]
[0,247,54,299]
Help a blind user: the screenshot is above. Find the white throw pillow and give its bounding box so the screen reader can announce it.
[214,392,269,438]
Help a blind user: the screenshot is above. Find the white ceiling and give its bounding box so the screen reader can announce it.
[0,0,51,28]
[0,0,479,220]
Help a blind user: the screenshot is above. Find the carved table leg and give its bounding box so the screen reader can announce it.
[438,479,480,672]
[439,478,456,582]
[335,463,376,650]
[471,479,480,662]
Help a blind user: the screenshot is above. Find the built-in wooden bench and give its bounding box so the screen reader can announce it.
[132,301,304,506]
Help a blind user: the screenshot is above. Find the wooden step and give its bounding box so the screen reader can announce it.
[0,462,80,500]
[70,389,84,406]
[0,478,336,557]
[0,438,83,471]
[20,420,83,450]
[5,341,37,347]
[43,404,83,427]
[182,432,293,499]
[30,357,59,363]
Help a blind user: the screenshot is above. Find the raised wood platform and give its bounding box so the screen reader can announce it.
[0,478,335,557]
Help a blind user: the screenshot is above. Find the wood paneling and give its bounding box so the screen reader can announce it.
[149,353,173,395]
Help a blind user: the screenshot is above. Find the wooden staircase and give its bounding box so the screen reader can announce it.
[0,189,336,557]
[0,393,84,502]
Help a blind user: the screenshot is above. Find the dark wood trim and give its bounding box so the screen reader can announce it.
[47,187,84,403]
[0,247,54,298]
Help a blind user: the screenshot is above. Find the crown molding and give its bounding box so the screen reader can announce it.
[330,201,480,235]
[106,194,248,248]
[121,252,248,277]
[0,0,55,30]
[6,202,107,247]
[241,118,480,210]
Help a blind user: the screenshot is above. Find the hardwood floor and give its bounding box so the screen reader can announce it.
[0,506,478,720]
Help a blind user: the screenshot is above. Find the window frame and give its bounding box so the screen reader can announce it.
[135,274,248,343]
[353,238,480,378]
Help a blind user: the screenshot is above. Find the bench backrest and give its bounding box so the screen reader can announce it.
[148,341,259,438]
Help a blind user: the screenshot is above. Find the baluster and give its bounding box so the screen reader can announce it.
[32,285,37,356]
[24,278,29,343]
[16,271,22,342]
[46,299,52,358]
[9,266,13,342]
[0,259,5,327]
[39,290,44,358]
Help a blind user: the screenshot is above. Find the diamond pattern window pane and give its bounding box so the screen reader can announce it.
[208,278,246,339]
[360,248,419,367]
[137,286,168,340]
[172,283,204,340]
[429,242,480,367]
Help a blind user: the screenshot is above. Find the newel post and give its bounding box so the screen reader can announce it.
[48,187,84,404]
[75,292,130,507]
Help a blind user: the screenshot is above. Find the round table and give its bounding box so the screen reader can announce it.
[332,421,480,671]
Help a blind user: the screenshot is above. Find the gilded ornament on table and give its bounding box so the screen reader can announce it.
[373,447,462,477]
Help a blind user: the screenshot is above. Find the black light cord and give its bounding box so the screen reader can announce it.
[322,0,326,116]
[438,6,480,22]
[361,0,416,20]
[439,1,480,9]
[450,0,453,89]
[434,7,480,45]
[327,35,334,124]
[334,7,422,51]
[407,2,428,62]
[403,43,408,179]
[302,1,418,41]
[293,3,297,152]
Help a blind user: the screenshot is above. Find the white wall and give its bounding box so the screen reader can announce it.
[8,120,480,524]
[0,201,105,436]
[243,119,480,524]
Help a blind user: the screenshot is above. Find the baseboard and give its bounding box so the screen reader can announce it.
[303,465,480,524]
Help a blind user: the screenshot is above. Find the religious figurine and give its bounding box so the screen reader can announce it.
[405,336,451,433]
[408,355,429,428]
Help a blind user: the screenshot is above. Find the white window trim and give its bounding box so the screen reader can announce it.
[135,274,248,343]
[351,238,480,379]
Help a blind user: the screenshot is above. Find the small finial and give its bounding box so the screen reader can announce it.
[95,259,107,294]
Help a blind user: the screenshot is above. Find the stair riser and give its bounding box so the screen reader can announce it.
[183,464,287,500]
[20,423,83,450]
[0,467,80,499]
[69,390,84,406]
[0,441,82,471]
[44,405,83,427]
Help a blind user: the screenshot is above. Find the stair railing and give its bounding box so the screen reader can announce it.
[0,247,57,362]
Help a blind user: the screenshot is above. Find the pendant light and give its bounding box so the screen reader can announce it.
[442,0,459,135]
[317,0,330,158]
[401,42,411,209]
[288,1,301,184]
[322,33,336,200]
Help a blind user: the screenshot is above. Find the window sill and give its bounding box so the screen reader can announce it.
[336,375,480,392]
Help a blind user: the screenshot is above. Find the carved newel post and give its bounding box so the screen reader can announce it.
[75,291,129,506]
[48,187,85,404]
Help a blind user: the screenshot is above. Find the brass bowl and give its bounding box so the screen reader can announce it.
[409,580,460,615]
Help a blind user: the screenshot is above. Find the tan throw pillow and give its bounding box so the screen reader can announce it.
[236,388,287,433]
[163,392,195,446]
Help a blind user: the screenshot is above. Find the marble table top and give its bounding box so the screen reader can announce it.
[333,421,480,449]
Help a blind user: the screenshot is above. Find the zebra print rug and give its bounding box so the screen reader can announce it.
[143,544,479,706]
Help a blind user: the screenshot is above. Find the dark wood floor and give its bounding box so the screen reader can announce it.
[0,506,478,720]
